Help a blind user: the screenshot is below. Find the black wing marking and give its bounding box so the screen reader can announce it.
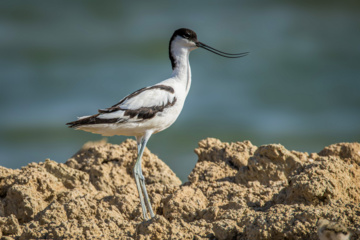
[66,85,176,128]
[66,113,123,128]
[98,84,175,113]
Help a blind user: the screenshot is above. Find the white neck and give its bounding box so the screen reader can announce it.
[170,46,192,95]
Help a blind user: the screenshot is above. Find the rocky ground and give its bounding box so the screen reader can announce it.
[0,138,359,239]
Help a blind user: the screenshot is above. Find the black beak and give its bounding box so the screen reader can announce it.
[196,41,248,58]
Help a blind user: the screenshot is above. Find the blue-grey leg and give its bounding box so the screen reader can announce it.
[134,137,148,220]
[134,131,155,219]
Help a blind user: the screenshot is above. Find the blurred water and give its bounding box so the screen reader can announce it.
[1,1,359,181]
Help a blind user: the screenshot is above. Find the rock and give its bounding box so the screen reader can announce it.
[318,142,360,166]
[235,144,307,186]
[190,138,257,183]
[163,186,208,221]
[0,138,359,239]
[213,219,241,240]
[283,155,360,205]
[0,139,181,239]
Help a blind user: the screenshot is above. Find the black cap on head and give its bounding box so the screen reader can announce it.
[172,28,198,42]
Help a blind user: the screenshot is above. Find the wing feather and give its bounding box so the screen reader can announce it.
[66,84,176,128]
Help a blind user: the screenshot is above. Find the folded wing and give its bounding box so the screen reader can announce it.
[66,85,176,128]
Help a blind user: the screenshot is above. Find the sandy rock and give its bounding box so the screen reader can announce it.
[67,139,181,194]
[1,138,359,239]
[2,159,91,224]
[163,186,208,221]
[0,215,22,237]
[282,155,360,205]
[235,143,308,185]
[194,138,257,169]
[136,216,171,240]
[0,139,181,239]
[213,219,241,240]
[318,142,360,165]
[189,138,257,183]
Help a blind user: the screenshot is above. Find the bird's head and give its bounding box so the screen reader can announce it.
[170,28,248,57]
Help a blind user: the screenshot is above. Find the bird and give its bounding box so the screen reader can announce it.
[66,28,248,220]
[317,218,351,240]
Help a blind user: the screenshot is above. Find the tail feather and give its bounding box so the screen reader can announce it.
[66,113,120,128]
[66,115,99,128]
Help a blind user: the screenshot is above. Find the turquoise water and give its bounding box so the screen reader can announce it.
[1,1,360,181]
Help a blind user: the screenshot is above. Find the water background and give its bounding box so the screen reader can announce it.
[1,1,359,181]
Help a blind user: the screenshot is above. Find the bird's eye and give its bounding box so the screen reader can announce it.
[183,32,191,39]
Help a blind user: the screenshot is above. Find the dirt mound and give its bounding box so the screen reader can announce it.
[1,138,359,239]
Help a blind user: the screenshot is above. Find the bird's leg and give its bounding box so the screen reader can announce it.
[134,132,155,219]
[134,136,148,220]
[136,132,155,219]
